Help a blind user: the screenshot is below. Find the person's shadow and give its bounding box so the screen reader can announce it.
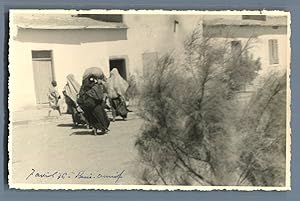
[70,131,107,136]
[57,123,74,127]
[57,123,88,129]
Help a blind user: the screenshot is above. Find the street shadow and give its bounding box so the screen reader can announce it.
[57,123,88,129]
[57,123,74,127]
[71,125,89,129]
[70,131,107,136]
[110,118,130,122]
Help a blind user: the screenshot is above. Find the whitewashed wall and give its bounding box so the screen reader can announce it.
[205,25,288,89]
[9,14,201,111]
[10,15,288,111]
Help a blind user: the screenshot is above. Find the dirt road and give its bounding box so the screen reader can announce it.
[10,111,144,186]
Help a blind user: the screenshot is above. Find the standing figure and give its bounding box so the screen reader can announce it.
[107,68,129,121]
[48,80,61,116]
[77,67,110,135]
[62,74,87,127]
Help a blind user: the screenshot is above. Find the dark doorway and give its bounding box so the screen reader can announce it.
[109,59,127,80]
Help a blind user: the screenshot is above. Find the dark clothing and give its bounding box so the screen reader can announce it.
[78,79,110,130]
[65,95,86,125]
[110,96,128,119]
[65,95,75,114]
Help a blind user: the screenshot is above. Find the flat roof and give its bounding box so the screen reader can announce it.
[13,14,128,30]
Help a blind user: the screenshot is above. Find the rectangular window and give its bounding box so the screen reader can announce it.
[268,39,279,65]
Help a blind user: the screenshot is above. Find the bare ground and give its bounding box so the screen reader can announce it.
[10,111,144,186]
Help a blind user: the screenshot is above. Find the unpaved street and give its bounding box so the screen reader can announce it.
[10,111,144,186]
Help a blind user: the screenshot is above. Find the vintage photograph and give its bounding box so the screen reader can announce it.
[8,10,290,190]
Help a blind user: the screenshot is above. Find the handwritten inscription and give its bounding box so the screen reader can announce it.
[26,169,125,183]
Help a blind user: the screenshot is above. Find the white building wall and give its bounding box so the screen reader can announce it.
[10,14,288,111]
[9,14,202,111]
[206,25,288,88]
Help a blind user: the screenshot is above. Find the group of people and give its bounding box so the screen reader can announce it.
[48,67,131,135]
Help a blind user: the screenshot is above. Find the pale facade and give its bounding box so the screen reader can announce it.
[9,13,288,111]
[9,14,201,111]
[202,15,288,88]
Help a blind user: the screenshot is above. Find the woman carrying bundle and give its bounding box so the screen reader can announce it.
[77,67,110,135]
[107,68,129,121]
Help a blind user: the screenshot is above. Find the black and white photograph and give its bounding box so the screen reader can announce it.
[8,10,291,190]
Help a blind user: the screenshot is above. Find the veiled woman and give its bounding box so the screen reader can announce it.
[77,67,110,135]
[107,68,129,121]
[62,74,86,127]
